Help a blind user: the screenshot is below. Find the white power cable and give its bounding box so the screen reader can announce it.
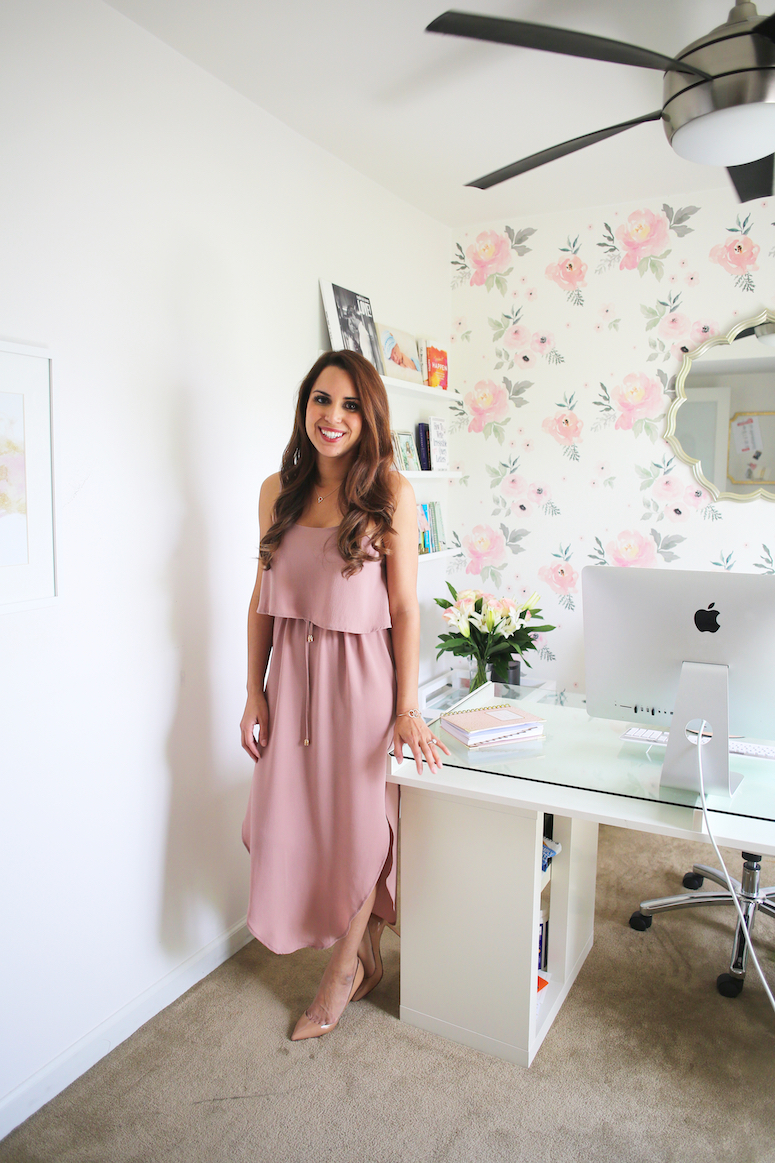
[695,719,775,1014]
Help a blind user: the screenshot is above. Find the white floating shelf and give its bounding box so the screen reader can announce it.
[418,548,457,562]
[402,471,462,480]
[382,375,454,402]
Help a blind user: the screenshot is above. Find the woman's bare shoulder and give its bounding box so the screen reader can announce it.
[259,473,282,531]
[389,469,415,511]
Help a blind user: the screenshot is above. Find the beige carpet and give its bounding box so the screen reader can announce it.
[3,825,775,1163]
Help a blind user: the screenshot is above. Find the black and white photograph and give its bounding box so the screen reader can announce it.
[320,280,384,373]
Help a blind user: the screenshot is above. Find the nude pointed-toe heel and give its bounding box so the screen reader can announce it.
[290,958,365,1042]
[352,915,387,1002]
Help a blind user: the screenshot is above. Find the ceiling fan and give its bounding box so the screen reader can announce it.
[426,1,775,201]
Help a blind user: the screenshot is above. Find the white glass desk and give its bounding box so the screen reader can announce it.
[388,682,775,1066]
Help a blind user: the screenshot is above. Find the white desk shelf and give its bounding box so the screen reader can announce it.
[402,471,462,481]
[418,548,456,563]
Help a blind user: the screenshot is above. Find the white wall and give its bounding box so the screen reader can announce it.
[0,0,450,1132]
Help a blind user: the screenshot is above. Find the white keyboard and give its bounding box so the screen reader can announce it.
[620,726,775,760]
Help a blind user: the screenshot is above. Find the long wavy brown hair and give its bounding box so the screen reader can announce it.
[259,350,397,578]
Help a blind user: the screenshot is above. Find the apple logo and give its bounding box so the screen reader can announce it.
[694,602,720,633]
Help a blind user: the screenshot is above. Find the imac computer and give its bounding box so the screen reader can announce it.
[582,566,775,798]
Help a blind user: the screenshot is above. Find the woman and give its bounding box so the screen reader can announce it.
[240,349,449,1041]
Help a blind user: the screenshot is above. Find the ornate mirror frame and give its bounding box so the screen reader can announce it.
[664,308,775,503]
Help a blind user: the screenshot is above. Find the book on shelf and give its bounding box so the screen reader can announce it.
[416,422,431,471]
[426,341,448,390]
[422,503,437,553]
[319,281,384,374]
[417,338,429,385]
[428,502,440,552]
[433,501,447,548]
[439,702,545,746]
[429,416,449,471]
[416,504,430,554]
[376,323,424,384]
[394,430,421,472]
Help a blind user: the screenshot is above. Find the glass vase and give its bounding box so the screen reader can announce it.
[469,657,489,692]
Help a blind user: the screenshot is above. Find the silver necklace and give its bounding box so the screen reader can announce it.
[315,482,341,504]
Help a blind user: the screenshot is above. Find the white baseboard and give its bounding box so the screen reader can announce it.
[0,917,253,1142]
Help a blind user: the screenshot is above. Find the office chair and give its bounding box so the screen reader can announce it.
[629,851,775,996]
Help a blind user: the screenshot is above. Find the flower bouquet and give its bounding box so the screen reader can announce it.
[435,584,555,692]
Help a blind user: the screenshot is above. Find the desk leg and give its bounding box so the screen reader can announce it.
[398,788,598,1066]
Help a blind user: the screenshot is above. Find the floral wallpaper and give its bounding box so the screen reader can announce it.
[446,188,775,692]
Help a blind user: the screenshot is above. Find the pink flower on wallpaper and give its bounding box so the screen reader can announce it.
[709,235,760,275]
[545,255,587,292]
[652,474,682,502]
[528,482,551,504]
[464,380,509,433]
[531,331,555,354]
[671,342,692,363]
[503,324,530,349]
[463,524,506,575]
[515,350,537,368]
[502,472,527,498]
[611,372,663,430]
[511,497,533,518]
[466,231,512,286]
[538,561,579,595]
[684,484,710,508]
[658,312,690,340]
[606,530,657,568]
[690,320,717,346]
[615,209,669,270]
[542,411,583,445]
[664,504,689,523]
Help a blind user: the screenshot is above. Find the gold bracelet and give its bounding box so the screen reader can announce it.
[396,708,421,718]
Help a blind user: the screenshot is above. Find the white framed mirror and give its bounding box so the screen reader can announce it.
[665,310,775,503]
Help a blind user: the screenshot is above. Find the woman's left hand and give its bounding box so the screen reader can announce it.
[393,712,451,775]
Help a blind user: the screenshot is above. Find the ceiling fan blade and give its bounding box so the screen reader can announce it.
[727,154,774,201]
[426,11,710,79]
[467,111,663,190]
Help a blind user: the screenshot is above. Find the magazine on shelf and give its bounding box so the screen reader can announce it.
[429,416,448,471]
[396,430,421,472]
[426,341,448,390]
[376,323,423,384]
[319,281,384,373]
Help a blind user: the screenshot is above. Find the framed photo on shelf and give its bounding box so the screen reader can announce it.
[395,430,421,473]
[376,323,423,384]
[0,341,56,609]
[319,280,384,374]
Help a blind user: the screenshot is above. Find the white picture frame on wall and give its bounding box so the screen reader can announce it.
[0,341,56,610]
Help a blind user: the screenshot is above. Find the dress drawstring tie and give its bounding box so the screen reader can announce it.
[304,620,314,746]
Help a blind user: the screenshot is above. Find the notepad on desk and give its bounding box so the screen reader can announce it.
[439,702,546,747]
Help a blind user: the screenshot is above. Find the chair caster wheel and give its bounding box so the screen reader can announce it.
[682,872,704,890]
[717,973,744,998]
[629,911,652,931]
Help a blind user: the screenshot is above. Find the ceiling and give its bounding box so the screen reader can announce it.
[104,0,746,225]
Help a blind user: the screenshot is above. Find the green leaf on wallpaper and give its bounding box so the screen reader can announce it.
[461,331,471,342]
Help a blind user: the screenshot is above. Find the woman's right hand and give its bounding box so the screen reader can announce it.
[241,691,269,761]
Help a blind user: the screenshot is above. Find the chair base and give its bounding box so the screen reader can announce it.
[629,852,775,996]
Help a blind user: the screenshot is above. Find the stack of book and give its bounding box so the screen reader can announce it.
[439,703,546,749]
[417,502,447,555]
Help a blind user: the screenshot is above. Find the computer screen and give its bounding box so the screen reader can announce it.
[582,566,775,796]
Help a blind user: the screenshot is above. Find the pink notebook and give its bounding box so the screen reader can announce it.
[440,702,545,742]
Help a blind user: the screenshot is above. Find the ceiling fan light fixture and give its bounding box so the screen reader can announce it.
[754,322,775,346]
[671,102,775,166]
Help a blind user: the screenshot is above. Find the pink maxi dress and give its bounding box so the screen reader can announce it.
[241,523,399,954]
